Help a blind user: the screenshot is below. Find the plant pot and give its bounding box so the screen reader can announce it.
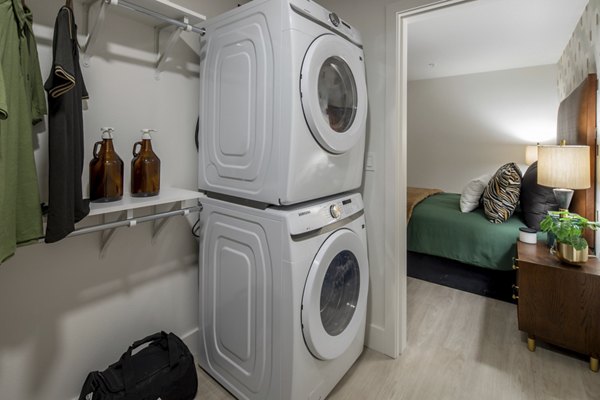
[556,242,588,265]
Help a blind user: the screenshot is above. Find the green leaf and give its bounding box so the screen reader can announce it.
[539,211,596,249]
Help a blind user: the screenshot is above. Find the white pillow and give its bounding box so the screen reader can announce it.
[460,174,493,213]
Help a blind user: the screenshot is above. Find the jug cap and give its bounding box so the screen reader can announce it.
[141,128,156,140]
[101,127,115,139]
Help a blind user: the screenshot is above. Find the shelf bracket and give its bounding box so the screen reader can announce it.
[99,210,128,258]
[78,0,206,68]
[81,0,112,67]
[151,202,181,242]
[154,18,189,77]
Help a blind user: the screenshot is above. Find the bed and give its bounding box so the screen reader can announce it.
[407,74,597,300]
[407,191,539,271]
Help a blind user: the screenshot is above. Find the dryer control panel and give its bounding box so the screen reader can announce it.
[289,0,363,47]
[288,192,364,235]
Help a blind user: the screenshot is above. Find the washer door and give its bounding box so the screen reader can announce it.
[302,228,369,360]
[300,34,367,154]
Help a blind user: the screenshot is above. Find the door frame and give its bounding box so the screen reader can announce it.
[384,0,474,356]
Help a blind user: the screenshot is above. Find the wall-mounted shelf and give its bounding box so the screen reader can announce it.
[77,0,206,72]
[28,187,204,257]
[88,186,202,216]
[84,187,203,257]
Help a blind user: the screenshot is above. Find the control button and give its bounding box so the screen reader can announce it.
[329,12,340,27]
[330,204,342,219]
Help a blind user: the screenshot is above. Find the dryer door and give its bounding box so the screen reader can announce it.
[300,34,367,154]
[302,228,369,360]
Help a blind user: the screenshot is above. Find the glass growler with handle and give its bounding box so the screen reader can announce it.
[131,128,161,197]
[89,127,124,202]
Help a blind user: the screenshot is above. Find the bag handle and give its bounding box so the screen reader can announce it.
[121,332,181,393]
[128,331,165,353]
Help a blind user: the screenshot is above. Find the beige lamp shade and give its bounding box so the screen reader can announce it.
[537,145,591,189]
[525,145,538,165]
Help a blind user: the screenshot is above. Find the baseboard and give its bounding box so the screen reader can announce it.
[365,323,387,355]
[180,326,200,358]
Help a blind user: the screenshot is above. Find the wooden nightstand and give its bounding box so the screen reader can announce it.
[515,240,600,372]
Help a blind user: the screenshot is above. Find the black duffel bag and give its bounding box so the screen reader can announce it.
[79,331,198,400]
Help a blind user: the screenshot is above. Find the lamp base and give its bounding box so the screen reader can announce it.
[553,188,574,211]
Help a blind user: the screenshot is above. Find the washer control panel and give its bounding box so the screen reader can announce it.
[288,193,363,235]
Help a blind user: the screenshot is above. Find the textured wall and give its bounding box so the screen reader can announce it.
[558,0,599,99]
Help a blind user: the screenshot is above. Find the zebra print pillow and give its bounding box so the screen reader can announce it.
[482,163,522,223]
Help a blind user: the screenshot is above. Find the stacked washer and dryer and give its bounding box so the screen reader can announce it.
[197,0,369,399]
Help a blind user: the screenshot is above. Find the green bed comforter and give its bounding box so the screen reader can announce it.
[407,193,545,271]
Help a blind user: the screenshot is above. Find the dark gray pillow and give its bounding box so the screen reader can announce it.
[520,161,558,230]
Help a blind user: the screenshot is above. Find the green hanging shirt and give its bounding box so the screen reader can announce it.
[0,0,46,263]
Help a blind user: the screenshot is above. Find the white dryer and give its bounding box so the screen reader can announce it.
[199,192,369,399]
[198,0,368,205]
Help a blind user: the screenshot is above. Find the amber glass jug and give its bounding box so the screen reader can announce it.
[89,127,124,202]
[131,129,161,197]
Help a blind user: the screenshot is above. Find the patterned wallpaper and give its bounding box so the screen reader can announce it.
[557,0,599,100]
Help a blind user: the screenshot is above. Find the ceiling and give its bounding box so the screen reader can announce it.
[407,0,589,81]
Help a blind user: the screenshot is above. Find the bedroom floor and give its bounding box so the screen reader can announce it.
[195,278,600,399]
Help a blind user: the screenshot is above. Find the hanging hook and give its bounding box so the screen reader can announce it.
[66,0,74,11]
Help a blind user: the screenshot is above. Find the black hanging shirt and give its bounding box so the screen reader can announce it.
[44,6,89,243]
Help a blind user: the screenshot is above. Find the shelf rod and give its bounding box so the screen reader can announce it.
[68,204,202,238]
[115,0,206,35]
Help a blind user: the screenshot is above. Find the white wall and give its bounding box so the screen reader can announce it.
[0,1,242,399]
[408,65,559,192]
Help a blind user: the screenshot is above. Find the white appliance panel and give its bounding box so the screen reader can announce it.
[198,0,367,205]
[288,0,362,46]
[217,239,253,361]
[202,11,274,189]
[287,192,363,235]
[199,193,368,400]
[201,212,273,397]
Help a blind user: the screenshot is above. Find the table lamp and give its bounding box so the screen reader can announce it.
[537,141,590,210]
[525,144,538,165]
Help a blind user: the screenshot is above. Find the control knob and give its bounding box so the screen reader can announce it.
[329,12,340,27]
[330,204,342,219]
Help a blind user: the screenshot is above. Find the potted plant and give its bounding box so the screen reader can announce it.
[540,211,600,264]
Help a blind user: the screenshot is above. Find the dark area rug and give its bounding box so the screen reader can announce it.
[407,251,516,303]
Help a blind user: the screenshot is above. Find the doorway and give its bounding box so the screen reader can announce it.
[386,0,588,356]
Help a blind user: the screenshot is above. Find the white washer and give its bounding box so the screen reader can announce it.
[198,0,368,205]
[199,192,369,399]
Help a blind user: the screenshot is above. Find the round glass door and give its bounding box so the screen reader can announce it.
[318,57,358,134]
[320,250,360,336]
[300,34,367,154]
[302,228,369,360]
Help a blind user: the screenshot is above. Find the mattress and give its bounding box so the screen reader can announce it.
[407,192,544,271]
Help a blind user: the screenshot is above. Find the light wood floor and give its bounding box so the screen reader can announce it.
[195,278,600,399]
